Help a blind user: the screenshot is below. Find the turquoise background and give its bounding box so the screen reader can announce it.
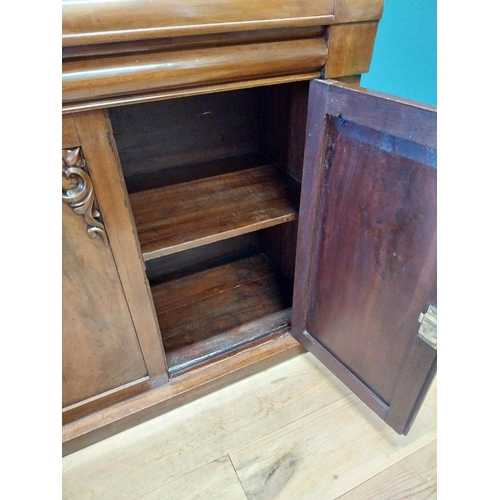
[361,0,437,105]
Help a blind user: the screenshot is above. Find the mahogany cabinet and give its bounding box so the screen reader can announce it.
[62,0,436,455]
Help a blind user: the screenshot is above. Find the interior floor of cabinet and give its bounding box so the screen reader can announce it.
[150,252,293,375]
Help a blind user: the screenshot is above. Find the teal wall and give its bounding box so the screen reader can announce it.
[361,0,437,105]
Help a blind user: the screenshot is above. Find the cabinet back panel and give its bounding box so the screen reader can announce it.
[145,233,260,284]
[258,221,298,285]
[109,89,263,178]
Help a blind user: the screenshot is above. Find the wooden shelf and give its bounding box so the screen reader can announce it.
[129,163,300,261]
[150,253,293,374]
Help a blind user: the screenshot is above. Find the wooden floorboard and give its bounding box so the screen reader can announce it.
[62,353,437,500]
[138,456,248,500]
[337,440,437,499]
[230,385,436,499]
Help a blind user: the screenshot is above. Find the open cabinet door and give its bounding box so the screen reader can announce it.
[292,80,436,435]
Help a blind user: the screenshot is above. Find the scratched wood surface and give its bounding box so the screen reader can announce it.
[62,353,436,499]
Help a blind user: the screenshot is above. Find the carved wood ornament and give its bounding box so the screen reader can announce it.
[62,147,108,245]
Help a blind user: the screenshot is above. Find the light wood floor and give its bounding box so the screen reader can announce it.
[62,352,437,499]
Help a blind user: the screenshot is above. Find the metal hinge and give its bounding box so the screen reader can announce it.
[417,305,437,349]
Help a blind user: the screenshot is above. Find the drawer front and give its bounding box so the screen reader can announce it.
[63,0,333,46]
[62,146,149,417]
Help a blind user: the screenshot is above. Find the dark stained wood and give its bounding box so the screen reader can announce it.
[63,334,305,456]
[385,334,437,434]
[260,81,310,182]
[307,117,436,405]
[151,253,293,357]
[292,80,436,434]
[63,0,333,46]
[258,221,299,285]
[145,233,259,284]
[62,39,328,105]
[124,154,268,194]
[167,310,292,375]
[109,90,263,179]
[129,164,300,260]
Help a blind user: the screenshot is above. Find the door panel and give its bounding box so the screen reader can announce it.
[62,146,149,420]
[292,80,436,434]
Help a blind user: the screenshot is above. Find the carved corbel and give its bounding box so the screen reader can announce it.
[62,147,108,245]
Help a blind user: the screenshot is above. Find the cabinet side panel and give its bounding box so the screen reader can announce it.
[62,203,148,407]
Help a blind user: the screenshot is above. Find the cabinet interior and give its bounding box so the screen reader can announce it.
[108,81,309,375]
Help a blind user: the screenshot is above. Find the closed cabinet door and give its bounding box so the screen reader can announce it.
[292,80,437,435]
[62,145,150,424]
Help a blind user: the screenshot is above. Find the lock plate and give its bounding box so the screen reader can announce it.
[418,304,437,349]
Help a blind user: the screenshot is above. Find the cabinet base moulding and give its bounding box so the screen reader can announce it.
[62,334,304,456]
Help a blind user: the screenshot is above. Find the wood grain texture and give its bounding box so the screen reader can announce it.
[259,82,310,183]
[141,456,248,500]
[109,90,264,179]
[324,1,384,78]
[63,27,326,60]
[292,80,436,434]
[258,221,298,285]
[72,110,168,383]
[62,39,328,105]
[323,21,380,78]
[62,114,79,149]
[307,117,436,404]
[338,440,436,499]
[385,331,437,434]
[110,82,308,187]
[62,0,333,46]
[151,253,292,363]
[231,381,436,500]
[62,353,349,497]
[62,202,148,410]
[145,233,259,284]
[62,335,305,456]
[63,354,435,499]
[167,311,292,376]
[62,73,321,113]
[62,378,150,425]
[153,254,284,316]
[129,164,300,260]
